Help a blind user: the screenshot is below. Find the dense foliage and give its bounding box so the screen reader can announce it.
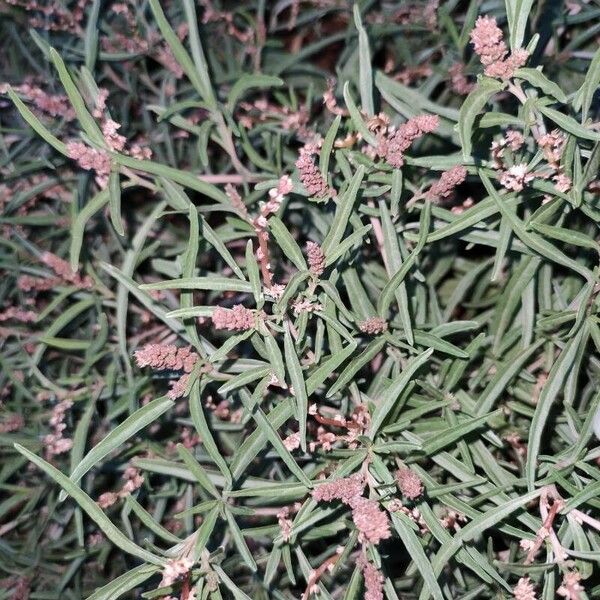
[1,1,600,599]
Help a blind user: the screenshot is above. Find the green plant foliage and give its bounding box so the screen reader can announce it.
[1,1,600,599]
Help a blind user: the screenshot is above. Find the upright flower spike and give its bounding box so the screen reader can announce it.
[296,143,335,199]
[306,241,325,276]
[358,555,385,600]
[350,496,392,545]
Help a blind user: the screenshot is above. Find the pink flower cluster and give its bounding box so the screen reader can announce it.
[211,304,256,331]
[0,413,25,434]
[513,577,537,600]
[67,93,152,188]
[470,16,528,79]
[277,504,302,542]
[377,114,440,168]
[358,554,384,600]
[427,165,467,200]
[66,142,111,187]
[448,63,474,95]
[306,241,325,276]
[500,164,534,192]
[43,399,73,459]
[159,556,194,587]
[0,307,37,323]
[0,82,75,120]
[313,473,365,503]
[396,467,424,500]
[557,570,583,600]
[296,143,336,199]
[97,467,144,508]
[252,175,294,291]
[134,343,198,372]
[41,251,93,289]
[358,317,388,335]
[312,474,391,544]
[134,343,199,400]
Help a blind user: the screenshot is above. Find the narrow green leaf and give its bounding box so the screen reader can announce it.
[14,444,165,566]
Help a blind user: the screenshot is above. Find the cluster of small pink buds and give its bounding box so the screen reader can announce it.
[292,298,323,316]
[283,431,301,451]
[17,275,55,293]
[470,16,528,79]
[358,554,384,600]
[277,504,302,542]
[538,130,566,167]
[426,165,467,200]
[312,473,365,504]
[253,175,293,290]
[134,344,199,400]
[536,130,571,192]
[377,114,440,168]
[67,141,111,187]
[211,304,256,331]
[358,317,388,335]
[557,570,583,600]
[308,426,336,452]
[1,83,75,120]
[350,496,392,544]
[396,467,424,499]
[134,343,198,373]
[159,557,194,587]
[166,372,191,399]
[0,413,25,434]
[97,467,144,508]
[156,44,185,78]
[102,119,127,152]
[448,63,474,95]
[500,164,534,192]
[0,307,37,323]
[513,577,537,600]
[306,241,325,276]
[296,143,335,199]
[224,183,249,219]
[41,251,93,289]
[43,399,73,459]
[388,499,429,533]
[254,175,292,230]
[312,474,391,544]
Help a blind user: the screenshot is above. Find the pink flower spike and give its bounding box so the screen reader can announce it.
[349,496,391,545]
[359,317,388,335]
[379,114,440,168]
[211,304,256,331]
[426,165,467,200]
[296,144,335,199]
[134,344,198,373]
[396,467,424,499]
[470,16,507,66]
[312,474,364,504]
[358,555,385,600]
[306,241,325,276]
